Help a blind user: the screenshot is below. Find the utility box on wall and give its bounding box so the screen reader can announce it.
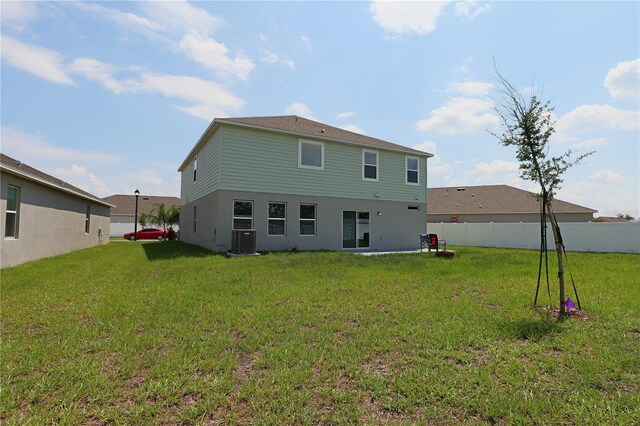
[231,229,257,254]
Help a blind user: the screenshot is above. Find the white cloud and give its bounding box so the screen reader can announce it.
[138,0,224,36]
[72,2,165,40]
[0,35,75,85]
[604,58,640,100]
[447,80,493,96]
[557,104,640,135]
[453,56,475,75]
[570,138,609,149]
[1,1,39,31]
[129,73,246,120]
[417,97,499,134]
[590,169,625,183]
[336,112,355,120]
[51,165,111,197]
[454,1,491,20]
[285,103,317,120]
[413,141,454,184]
[178,32,255,80]
[68,58,128,94]
[1,127,122,164]
[261,50,295,69]
[472,160,519,176]
[369,1,449,36]
[558,170,639,217]
[340,124,366,135]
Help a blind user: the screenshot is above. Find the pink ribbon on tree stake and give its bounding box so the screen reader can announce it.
[565,298,576,311]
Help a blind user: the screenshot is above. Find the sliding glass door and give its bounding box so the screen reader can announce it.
[342,211,370,249]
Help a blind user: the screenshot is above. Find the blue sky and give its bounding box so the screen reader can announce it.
[2,1,639,217]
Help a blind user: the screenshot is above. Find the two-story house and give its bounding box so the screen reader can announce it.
[178,116,433,252]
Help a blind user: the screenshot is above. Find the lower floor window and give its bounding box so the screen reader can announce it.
[343,211,370,249]
[233,200,253,229]
[299,204,316,235]
[268,202,286,235]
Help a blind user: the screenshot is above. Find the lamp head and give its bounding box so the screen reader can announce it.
[134,189,140,196]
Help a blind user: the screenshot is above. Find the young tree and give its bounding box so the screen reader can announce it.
[147,203,180,232]
[492,70,594,316]
[138,212,149,228]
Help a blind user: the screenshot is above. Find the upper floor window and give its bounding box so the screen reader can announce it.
[268,202,286,236]
[362,149,378,181]
[406,156,419,185]
[85,205,91,233]
[298,139,324,170]
[5,185,20,238]
[233,201,253,230]
[193,156,197,182]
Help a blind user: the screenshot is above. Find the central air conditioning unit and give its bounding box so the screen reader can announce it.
[231,229,257,255]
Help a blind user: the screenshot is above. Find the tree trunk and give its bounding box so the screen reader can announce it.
[546,203,565,315]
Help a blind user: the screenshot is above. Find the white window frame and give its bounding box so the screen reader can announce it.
[405,156,419,186]
[233,200,254,230]
[268,202,286,236]
[85,205,91,234]
[362,149,379,182]
[298,139,324,170]
[5,184,20,238]
[299,203,316,236]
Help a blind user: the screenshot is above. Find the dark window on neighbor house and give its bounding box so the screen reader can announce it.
[408,205,420,211]
[298,140,324,169]
[5,185,20,238]
[362,149,378,181]
[85,205,91,233]
[193,206,197,232]
[193,156,197,182]
[406,156,419,185]
[299,204,316,236]
[233,201,253,229]
[268,202,286,236]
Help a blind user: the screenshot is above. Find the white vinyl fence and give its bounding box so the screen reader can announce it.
[427,222,640,253]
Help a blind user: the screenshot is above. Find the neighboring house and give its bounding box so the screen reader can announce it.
[593,216,633,223]
[101,194,180,237]
[1,153,112,268]
[178,115,433,252]
[427,185,597,223]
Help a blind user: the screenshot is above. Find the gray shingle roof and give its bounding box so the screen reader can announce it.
[427,185,597,214]
[101,194,181,215]
[0,153,112,207]
[179,115,432,171]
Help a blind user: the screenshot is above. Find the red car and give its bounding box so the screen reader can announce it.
[124,228,167,241]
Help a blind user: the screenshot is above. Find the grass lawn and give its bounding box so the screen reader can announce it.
[1,242,639,424]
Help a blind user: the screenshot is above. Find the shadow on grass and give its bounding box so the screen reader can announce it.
[142,241,222,261]
[496,313,565,342]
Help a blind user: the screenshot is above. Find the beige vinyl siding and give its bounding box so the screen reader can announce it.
[219,126,426,203]
[181,129,222,205]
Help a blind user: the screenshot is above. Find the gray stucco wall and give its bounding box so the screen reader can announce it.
[428,212,594,223]
[1,173,111,268]
[180,190,426,252]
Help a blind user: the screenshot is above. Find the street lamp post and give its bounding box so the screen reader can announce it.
[134,189,140,241]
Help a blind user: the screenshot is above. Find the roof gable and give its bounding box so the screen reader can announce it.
[179,115,432,171]
[427,185,597,215]
[101,194,181,215]
[0,153,112,207]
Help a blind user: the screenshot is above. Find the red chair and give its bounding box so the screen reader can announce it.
[420,233,446,252]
